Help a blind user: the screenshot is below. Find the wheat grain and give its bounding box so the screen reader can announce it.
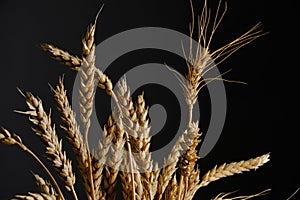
[17,91,77,199]
[199,153,270,188]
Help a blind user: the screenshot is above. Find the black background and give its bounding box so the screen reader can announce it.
[0,0,290,199]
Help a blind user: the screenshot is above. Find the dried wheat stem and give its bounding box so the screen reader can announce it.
[0,128,64,200]
[41,43,82,71]
[199,153,270,188]
[33,173,57,198]
[287,188,300,200]
[211,188,271,200]
[16,91,77,199]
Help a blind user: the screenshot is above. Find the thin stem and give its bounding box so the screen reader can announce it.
[20,144,65,200]
[188,104,194,126]
[71,186,79,200]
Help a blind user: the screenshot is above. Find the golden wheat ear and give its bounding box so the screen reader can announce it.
[14,90,78,199]
[199,153,270,188]
[52,76,102,200]
[41,43,82,71]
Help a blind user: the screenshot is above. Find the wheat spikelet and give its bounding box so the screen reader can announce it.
[41,43,82,71]
[199,153,270,188]
[17,91,76,197]
[0,127,24,147]
[12,192,58,200]
[33,173,57,198]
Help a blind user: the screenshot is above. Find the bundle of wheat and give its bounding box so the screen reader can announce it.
[0,1,271,200]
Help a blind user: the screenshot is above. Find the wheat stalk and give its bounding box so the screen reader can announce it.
[199,153,270,188]
[211,189,271,200]
[16,91,77,199]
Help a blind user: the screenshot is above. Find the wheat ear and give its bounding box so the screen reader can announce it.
[103,78,139,200]
[33,173,57,198]
[163,174,179,200]
[155,133,183,200]
[103,115,125,200]
[16,91,77,199]
[0,127,64,200]
[199,153,270,188]
[134,93,155,199]
[79,8,105,200]
[41,43,82,71]
[41,43,113,96]
[93,126,113,200]
[12,192,58,200]
[177,122,202,199]
[52,77,97,200]
[177,0,266,125]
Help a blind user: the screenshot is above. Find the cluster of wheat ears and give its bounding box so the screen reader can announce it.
[0,1,273,200]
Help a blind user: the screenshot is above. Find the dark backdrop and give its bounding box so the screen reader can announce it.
[0,0,288,199]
